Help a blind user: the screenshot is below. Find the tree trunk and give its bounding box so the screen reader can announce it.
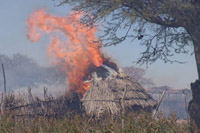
[188,34,200,129]
[193,39,200,80]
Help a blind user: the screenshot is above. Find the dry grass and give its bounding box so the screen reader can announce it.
[0,112,198,133]
[0,89,197,132]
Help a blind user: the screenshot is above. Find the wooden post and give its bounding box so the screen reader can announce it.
[1,92,5,115]
[43,87,48,101]
[121,85,128,132]
[153,90,166,118]
[182,89,188,116]
[1,64,6,94]
[28,87,34,104]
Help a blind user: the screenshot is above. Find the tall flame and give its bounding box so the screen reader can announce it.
[26,9,102,96]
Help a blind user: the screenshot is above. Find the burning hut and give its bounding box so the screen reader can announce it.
[26,10,157,117]
[82,60,157,117]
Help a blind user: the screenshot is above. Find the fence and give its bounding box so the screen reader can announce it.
[0,87,81,118]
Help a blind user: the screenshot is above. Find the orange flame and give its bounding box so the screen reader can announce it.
[26,9,102,97]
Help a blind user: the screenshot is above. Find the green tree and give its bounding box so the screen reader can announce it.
[57,0,200,127]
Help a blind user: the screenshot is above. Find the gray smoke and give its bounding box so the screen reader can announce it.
[0,53,66,91]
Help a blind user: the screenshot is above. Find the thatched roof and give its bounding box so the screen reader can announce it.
[82,65,157,117]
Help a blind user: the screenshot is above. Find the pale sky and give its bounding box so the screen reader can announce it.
[0,0,198,89]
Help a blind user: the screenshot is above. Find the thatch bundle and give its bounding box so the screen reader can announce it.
[82,64,157,117]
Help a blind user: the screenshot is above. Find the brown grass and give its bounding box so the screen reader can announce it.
[0,112,198,133]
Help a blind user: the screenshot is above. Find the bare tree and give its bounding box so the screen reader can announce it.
[123,66,154,88]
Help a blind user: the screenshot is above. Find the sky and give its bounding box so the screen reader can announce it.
[0,0,198,89]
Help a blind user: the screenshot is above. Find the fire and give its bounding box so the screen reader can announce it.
[26,9,103,97]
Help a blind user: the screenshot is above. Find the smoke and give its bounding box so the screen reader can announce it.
[0,53,66,91]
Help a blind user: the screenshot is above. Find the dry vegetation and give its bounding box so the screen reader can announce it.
[0,90,198,133]
[0,112,198,133]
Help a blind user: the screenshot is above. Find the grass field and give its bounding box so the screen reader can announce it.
[0,112,198,133]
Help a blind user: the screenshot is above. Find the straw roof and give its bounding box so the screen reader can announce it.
[82,65,157,117]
